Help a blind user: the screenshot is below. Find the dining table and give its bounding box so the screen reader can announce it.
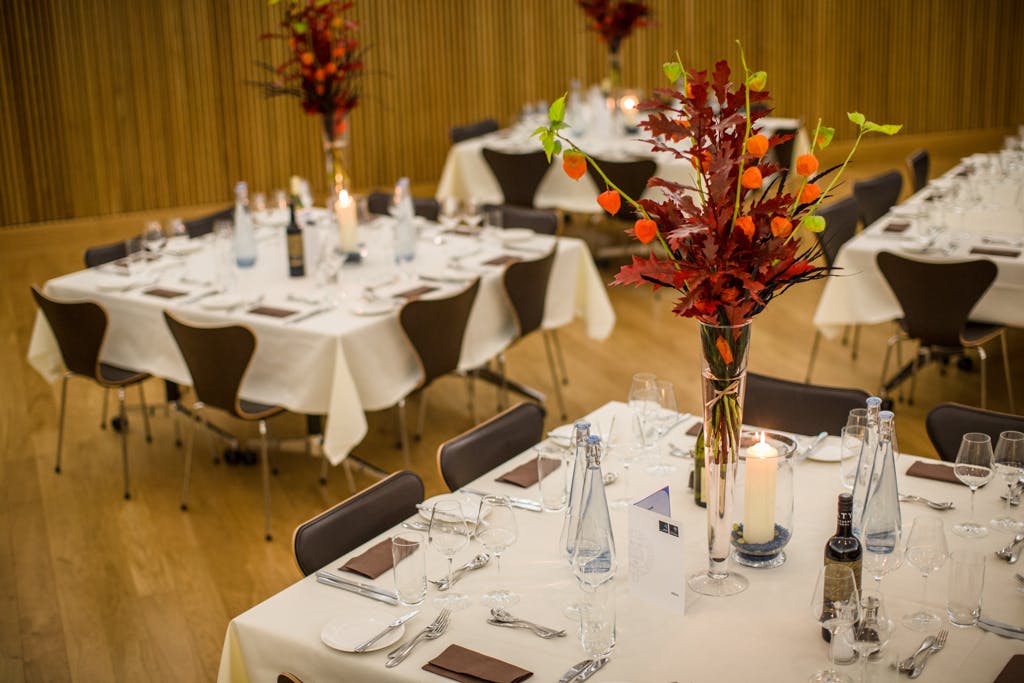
[813,151,1024,340]
[26,212,615,465]
[216,400,1024,682]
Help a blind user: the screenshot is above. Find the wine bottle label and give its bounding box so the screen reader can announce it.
[287,232,304,271]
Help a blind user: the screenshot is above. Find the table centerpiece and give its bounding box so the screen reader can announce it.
[577,0,651,93]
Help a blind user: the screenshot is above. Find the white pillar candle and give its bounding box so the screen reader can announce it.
[335,189,358,252]
[743,433,778,544]
[620,94,639,128]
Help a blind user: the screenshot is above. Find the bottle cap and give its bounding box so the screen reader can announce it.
[878,410,894,422]
[866,396,882,408]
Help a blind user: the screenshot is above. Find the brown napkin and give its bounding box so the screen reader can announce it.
[905,460,965,486]
[686,422,703,436]
[994,655,1024,683]
[884,221,911,233]
[482,255,519,266]
[423,645,532,683]
[496,458,559,487]
[394,285,439,300]
[339,538,395,579]
[970,246,1021,258]
[248,305,298,318]
[143,287,187,298]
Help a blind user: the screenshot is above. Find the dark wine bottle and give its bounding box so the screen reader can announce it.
[692,427,706,507]
[286,203,304,277]
[821,492,862,642]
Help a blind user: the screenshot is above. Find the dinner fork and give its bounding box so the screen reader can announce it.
[384,608,451,667]
[909,628,947,679]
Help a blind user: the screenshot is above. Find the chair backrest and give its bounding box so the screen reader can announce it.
[906,149,929,194]
[852,170,903,227]
[185,206,233,239]
[499,205,559,235]
[876,253,997,348]
[743,372,870,436]
[292,470,425,576]
[83,240,127,268]
[584,157,658,219]
[163,311,256,417]
[926,402,1024,462]
[399,279,480,388]
[31,286,107,379]
[769,127,800,169]
[481,148,550,208]
[366,192,440,221]
[437,403,546,491]
[813,196,860,268]
[503,249,556,339]
[450,118,499,144]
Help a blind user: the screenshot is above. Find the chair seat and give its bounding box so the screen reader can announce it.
[238,398,285,421]
[961,321,1004,346]
[98,362,150,386]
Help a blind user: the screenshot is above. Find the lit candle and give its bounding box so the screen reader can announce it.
[620,94,639,128]
[743,432,778,544]
[335,188,358,252]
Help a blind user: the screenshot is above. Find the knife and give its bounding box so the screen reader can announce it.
[460,488,543,512]
[979,616,1024,638]
[798,431,828,460]
[354,609,420,652]
[315,571,400,605]
[559,659,594,683]
[287,305,334,325]
[575,657,609,682]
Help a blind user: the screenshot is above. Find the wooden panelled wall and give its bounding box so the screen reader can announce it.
[1,0,1022,227]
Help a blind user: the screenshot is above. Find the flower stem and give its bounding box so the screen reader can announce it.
[730,40,754,230]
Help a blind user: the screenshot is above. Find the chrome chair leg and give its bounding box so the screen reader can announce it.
[138,382,152,444]
[100,387,109,430]
[978,345,989,409]
[172,402,183,447]
[416,387,429,441]
[119,386,131,500]
[550,329,569,386]
[542,331,568,420]
[181,406,198,510]
[851,325,861,361]
[55,373,70,473]
[396,399,411,467]
[805,330,822,383]
[1000,331,1015,413]
[259,419,272,541]
[342,458,357,493]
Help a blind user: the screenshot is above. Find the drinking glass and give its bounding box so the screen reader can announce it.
[428,501,471,610]
[273,188,288,210]
[627,373,658,449]
[168,217,187,240]
[536,447,568,512]
[391,532,427,607]
[845,408,869,430]
[461,198,484,233]
[861,502,903,598]
[476,495,519,607]
[839,425,868,491]
[992,431,1024,532]
[654,380,678,438]
[438,197,461,231]
[946,550,985,627]
[902,517,948,630]
[252,192,267,213]
[579,581,616,662]
[143,221,167,257]
[124,236,144,276]
[808,563,861,683]
[952,432,995,538]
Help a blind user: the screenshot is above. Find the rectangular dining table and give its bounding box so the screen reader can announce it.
[26,215,615,465]
[216,401,1024,682]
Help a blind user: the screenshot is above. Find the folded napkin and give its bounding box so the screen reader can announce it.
[423,644,532,683]
[395,285,439,300]
[248,305,298,318]
[970,246,1021,258]
[905,460,965,485]
[995,655,1024,683]
[884,221,911,233]
[482,255,519,267]
[143,287,187,299]
[496,458,559,488]
[340,538,397,579]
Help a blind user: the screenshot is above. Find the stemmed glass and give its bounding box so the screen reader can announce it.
[143,220,167,258]
[168,217,187,240]
[992,431,1024,532]
[654,380,678,438]
[808,564,861,683]
[952,432,995,538]
[461,199,484,235]
[861,503,904,598]
[428,501,471,611]
[902,517,948,630]
[627,373,658,453]
[476,495,519,607]
[438,198,461,231]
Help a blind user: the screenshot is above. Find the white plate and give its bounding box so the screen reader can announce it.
[164,238,203,256]
[199,294,243,310]
[499,228,534,244]
[349,300,396,316]
[417,493,481,521]
[320,614,406,653]
[807,444,843,463]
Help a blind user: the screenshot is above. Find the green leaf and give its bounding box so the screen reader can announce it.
[747,71,767,92]
[531,126,548,138]
[548,95,566,124]
[863,122,903,135]
[663,61,682,83]
[291,21,308,35]
[800,214,826,233]
[815,126,835,150]
[847,112,865,126]
[550,120,569,131]
[541,135,556,162]
[552,139,562,157]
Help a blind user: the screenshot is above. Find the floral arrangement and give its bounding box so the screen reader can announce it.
[577,0,651,55]
[257,0,363,138]
[536,44,900,329]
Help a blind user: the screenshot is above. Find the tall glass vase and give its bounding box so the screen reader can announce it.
[687,320,752,597]
[607,49,622,92]
[321,111,350,194]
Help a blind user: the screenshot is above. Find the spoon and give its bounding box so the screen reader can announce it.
[897,635,935,672]
[899,494,955,511]
[429,553,489,590]
[603,471,618,486]
[488,608,566,638]
[996,532,1024,561]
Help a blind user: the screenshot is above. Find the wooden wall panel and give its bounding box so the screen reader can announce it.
[1,0,1022,227]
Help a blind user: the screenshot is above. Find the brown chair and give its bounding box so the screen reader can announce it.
[277,675,303,683]
[481,148,550,208]
[366,192,440,221]
[853,170,903,227]
[450,118,499,144]
[495,205,559,235]
[767,125,800,170]
[163,311,285,541]
[925,402,1024,462]
[906,149,929,194]
[84,240,128,268]
[395,279,481,462]
[292,470,424,576]
[584,157,657,220]
[876,253,1013,411]
[806,196,863,382]
[499,249,567,419]
[184,206,233,239]
[744,372,870,436]
[437,402,545,491]
[31,286,152,499]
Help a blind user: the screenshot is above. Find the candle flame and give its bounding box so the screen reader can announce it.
[759,431,766,445]
[620,95,639,111]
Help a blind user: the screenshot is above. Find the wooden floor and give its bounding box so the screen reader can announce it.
[1,127,1021,681]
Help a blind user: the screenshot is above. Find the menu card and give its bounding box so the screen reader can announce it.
[628,486,686,615]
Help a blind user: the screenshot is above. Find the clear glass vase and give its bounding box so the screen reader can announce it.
[688,320,751,596]
[321,111,350,193]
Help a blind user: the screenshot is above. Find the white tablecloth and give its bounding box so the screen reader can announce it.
[216,401,1024,682]
[814,157,1024,339]
[437,118,809,214]
[26,219,615,464]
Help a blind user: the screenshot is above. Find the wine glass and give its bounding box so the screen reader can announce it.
[476,495,519,607]
[143,220,167,258]
[861,502,903,598]
[627,373,658,450]
[438,197,461,231]
[902,516,948,630]
[654,380,678,438]
[808,563,861,683]
[845,408,868,430]
[168,217,187,240]
[839,425,868,492]
[461,198,484,234]
[952,432,995,538]
[992,431,1024,532]
[428,501,471,610]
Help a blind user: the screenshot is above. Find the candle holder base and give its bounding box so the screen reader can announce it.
[730,523,791,568]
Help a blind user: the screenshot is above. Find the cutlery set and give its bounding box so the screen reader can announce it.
[385,609,451,667]
[896,628,947,678]
[995,532,1024,564]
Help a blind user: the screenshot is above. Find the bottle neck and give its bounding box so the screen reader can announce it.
[836,510,853,537]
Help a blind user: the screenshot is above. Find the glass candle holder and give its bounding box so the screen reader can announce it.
[731,430,795,569]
